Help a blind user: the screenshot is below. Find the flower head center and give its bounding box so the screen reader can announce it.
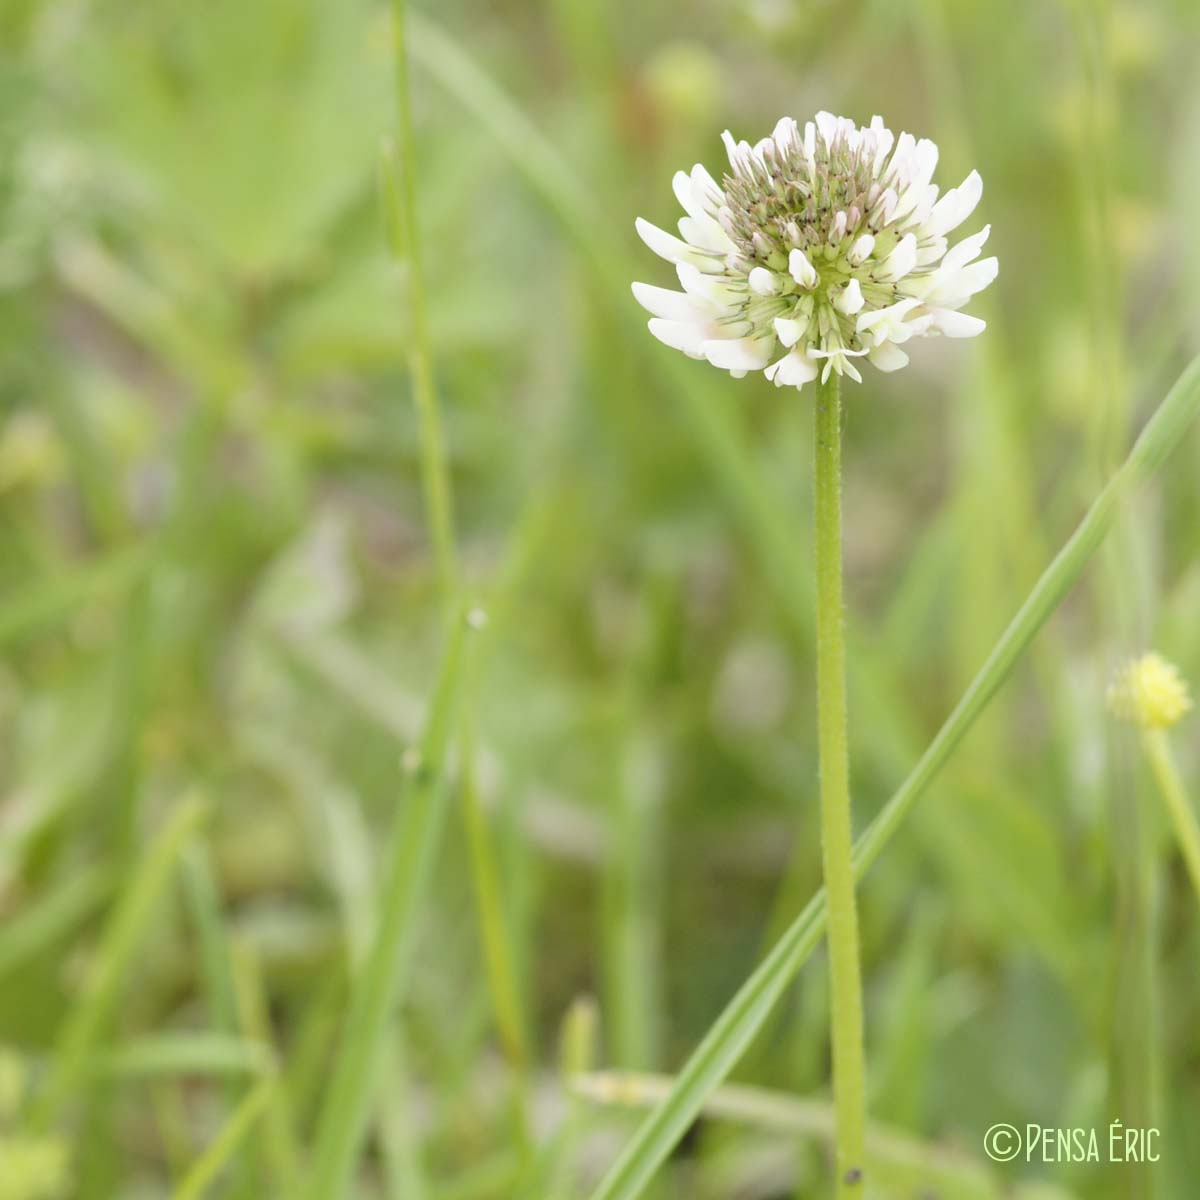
[718,132,878,263]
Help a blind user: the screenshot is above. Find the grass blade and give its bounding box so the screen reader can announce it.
[0,864,112,982]
[181,846,239,1033]
[171,1077,275,1200]
[94,1034,274,1080]
[30,795,209,1130]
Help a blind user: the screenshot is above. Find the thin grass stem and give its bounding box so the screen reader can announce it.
[460,714,530,1073]
[388,0,456,595]
[171,1077,275,1200]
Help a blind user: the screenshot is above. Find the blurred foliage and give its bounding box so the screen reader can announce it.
[1,0,1200,1196]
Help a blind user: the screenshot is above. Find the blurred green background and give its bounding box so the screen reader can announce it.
[2,0,1200,1196]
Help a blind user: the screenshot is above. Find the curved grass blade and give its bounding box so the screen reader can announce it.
[587,357,1200,1199]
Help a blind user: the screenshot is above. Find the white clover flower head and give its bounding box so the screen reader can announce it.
[632,112,998,390]
[1107,653,1193,731]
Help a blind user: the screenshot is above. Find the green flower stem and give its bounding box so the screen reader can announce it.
[813,373,867,1193]
[1141,728,1200,905]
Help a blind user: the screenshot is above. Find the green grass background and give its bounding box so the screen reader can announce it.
[2,0,1200,1196]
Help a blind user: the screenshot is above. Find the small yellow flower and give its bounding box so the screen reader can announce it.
[1107,652,1193,730]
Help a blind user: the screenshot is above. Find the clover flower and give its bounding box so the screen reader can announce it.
[1108,652,1193,730]
[632,112,997,388]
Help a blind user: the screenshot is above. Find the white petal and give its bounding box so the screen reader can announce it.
[856,297,930,345]
[679,214,734,253]
[868,116,894,172]
[764,347,819,389]
[834,278,865,315]
[891,141,939,222]
[911,139,939,189]
[868,342,909,372]
[701,336,774,373]
[925,255,998,307]
[788,247,818,289]
[941,224,991,273]
[647,318,709,358]
[815,110,839,149]
[848,234,875,265]
[925,170,983,237]
[897,314,933,342]
[636,217,720,269]
[884,132,916,186]
[877,233,918,282]
[915,236,948,266]
[857,297,922,335]
[904,184,939,230]
[929,308,987,337]
[774,316,807,347]
[802,121,816,163]
[772,116,798,154]
[676,262,740,307]
[721,129,756,176]
[872,187,898,225]
[672,170,707,222]
[811,346,868,383]
[632,282,710,321]
[748,267,780,296]
[752,135,775,162]
[690,163,725,209]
